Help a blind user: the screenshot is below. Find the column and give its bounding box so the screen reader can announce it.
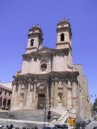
[67,81,72,109]
[1,91,4,109]
[76,83,81,120]
[0,94,2,107]
[6,92,8,109]
[54,79,59,107]
[51,81,54,107]
[23,83,28,108]
[62,81,67,107]
[11,84,16,110]
[18,83,21,95]
[46,84,49,109]
[33,82,37,108]
[72,81,77,108]
[13,84,16,92]
[26,83,32,108]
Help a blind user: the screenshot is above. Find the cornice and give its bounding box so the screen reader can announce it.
[22,48,69,59]
[13,71,79,84]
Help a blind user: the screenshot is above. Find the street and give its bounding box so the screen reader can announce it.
[85,120,97,129]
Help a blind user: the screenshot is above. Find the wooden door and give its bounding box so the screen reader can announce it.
[37,94,45,109]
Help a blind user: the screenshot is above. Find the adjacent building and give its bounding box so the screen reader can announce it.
[0,83,12,110]
[11,19,91,120]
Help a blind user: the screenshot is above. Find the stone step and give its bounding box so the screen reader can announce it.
[0,110,61,122]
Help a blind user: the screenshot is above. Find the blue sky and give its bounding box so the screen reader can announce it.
[0,0,97,102]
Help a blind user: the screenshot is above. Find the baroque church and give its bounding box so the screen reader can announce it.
[11,19,91,120]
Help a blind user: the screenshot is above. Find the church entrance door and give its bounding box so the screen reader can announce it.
[37,94,45,109]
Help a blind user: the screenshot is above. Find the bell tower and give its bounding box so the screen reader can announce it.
[26,25,43,53]
[56,19,72,50]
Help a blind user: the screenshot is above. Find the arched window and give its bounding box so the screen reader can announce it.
[60,33,64,41]
[31,39,34,46]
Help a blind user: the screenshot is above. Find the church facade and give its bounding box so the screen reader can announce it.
[11,19,91,120]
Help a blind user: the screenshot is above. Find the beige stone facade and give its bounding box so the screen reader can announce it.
[11,19,91,120]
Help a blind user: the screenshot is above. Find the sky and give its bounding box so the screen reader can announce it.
[0,0,97,102]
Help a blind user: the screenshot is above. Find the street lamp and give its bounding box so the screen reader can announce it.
[47,102,51,124]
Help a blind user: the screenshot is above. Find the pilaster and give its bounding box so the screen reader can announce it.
[26,83,33,108]
[33,81,37,108]
[67,80,72,109]
[46,83,49,108]
[62,81,67,107]
[23,83,28,107]
[72,81,77,108]
[18,83,21,95]
[51,81,54,107]
[11,84,16,108]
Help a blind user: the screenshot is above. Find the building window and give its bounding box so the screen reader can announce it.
[31,39,34,46]
[41,63,47,71]
[60,33,64,41]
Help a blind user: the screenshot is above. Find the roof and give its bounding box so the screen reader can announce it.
[0,82,12,91]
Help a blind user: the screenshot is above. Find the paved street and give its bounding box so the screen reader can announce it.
[85,120,97,129]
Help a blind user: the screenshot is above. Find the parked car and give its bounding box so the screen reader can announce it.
[55,123,74,129]
[42,124,57,129]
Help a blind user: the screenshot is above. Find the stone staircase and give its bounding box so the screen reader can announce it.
[0,109,61,128]
[0,109,61,122]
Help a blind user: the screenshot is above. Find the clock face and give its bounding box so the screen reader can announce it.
[40,63,47,71]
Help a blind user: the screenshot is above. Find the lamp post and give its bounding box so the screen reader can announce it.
[47,76,52,124]
[44,98,47,123]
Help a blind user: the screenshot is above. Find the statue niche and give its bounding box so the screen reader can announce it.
[20,93,24,102]
[57,92,63,107]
